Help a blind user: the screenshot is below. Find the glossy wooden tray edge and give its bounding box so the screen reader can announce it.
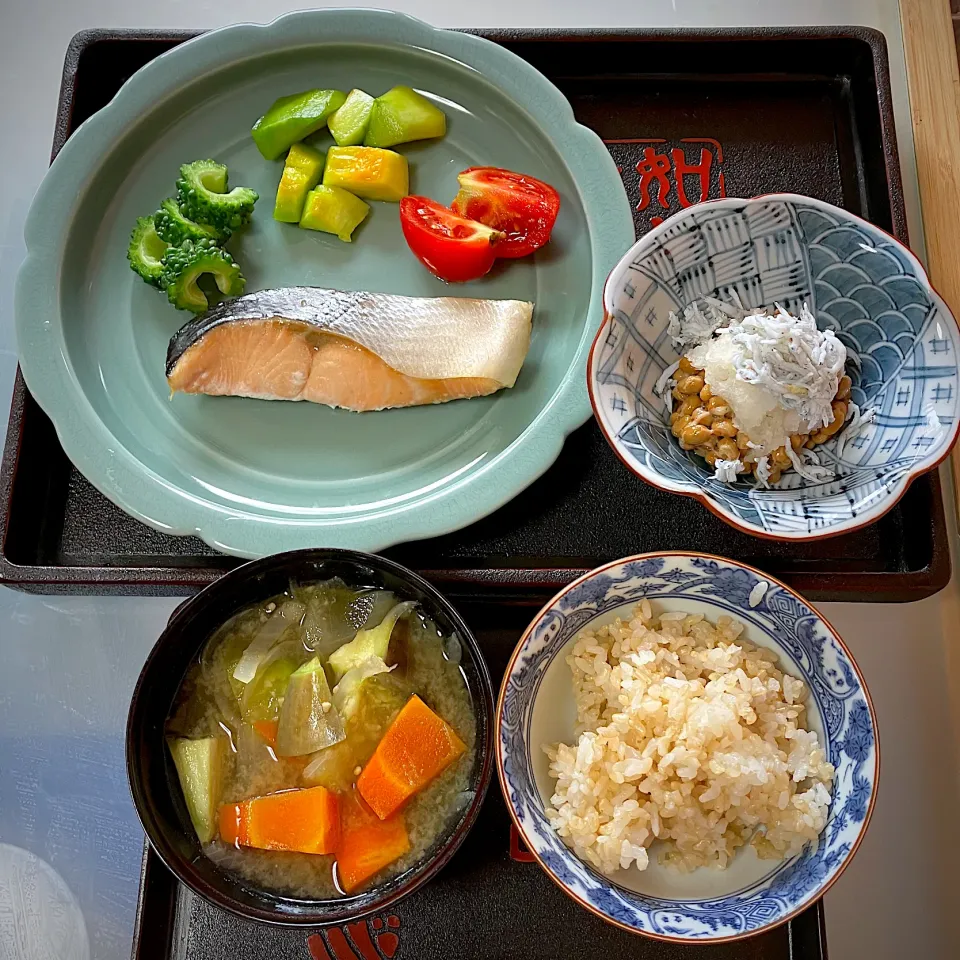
[0,25,948,603]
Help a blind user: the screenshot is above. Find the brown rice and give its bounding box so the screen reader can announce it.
[544,602,834,875]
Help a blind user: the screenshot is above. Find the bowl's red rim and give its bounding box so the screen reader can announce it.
[588,193,960,543]
[494,550,881,943]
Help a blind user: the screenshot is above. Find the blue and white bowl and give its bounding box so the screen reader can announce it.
[589,195,960,540]
[497,553,878,943]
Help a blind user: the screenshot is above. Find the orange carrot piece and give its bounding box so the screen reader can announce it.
[219,801,245,847]
[336,791,410,893]
[357,694,465,820]
[217,786,340,854]
[252,719,279,747]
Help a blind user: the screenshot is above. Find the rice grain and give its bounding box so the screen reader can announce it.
[545,604,834,875]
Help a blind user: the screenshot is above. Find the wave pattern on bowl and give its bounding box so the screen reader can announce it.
[498,555,877,941]
[592,196,960,538]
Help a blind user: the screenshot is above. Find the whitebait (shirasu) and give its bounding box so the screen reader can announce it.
[713,458,745,483]
[717,304,846,433]
[664,298,872,485]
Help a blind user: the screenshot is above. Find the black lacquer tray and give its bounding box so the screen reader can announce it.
[132,601,828,960]
[1,26,945,604]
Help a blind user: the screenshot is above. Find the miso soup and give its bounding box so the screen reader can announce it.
[165,578,476,898]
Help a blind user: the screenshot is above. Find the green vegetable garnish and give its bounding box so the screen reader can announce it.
[364,85,446,148]
[160,238,245,313]
[328,88,375,147]
[127,216,170,287]
[154,197,225,245]
[251,89,347,161]
[176,159,259,234]
[299,185,370,242]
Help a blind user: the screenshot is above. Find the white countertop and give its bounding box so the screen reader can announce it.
[1,2,958,958]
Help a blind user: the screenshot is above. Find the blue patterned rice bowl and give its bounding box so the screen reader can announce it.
[496,553,878,942]
[589,195,960,540]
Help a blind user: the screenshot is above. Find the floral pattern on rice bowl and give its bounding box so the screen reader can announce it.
[496,553,878,942]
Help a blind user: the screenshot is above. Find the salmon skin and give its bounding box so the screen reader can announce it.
[166,286,534,412]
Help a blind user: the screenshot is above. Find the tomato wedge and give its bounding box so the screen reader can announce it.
[399,196,503,283]
[451,167,560,259]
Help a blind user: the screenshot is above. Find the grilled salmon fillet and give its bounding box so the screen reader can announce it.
[166,286,533,412]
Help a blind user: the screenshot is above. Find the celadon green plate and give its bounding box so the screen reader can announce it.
[16,9,633,558]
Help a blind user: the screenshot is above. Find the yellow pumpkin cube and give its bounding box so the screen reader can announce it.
[322,146,409,203]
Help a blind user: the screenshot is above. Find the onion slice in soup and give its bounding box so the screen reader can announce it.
[275,658,346,757]
[232,601,305,684]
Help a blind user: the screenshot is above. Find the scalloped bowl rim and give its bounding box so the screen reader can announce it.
[496,551,879,942]
[589,193,960,542]
[14,7,634,558]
